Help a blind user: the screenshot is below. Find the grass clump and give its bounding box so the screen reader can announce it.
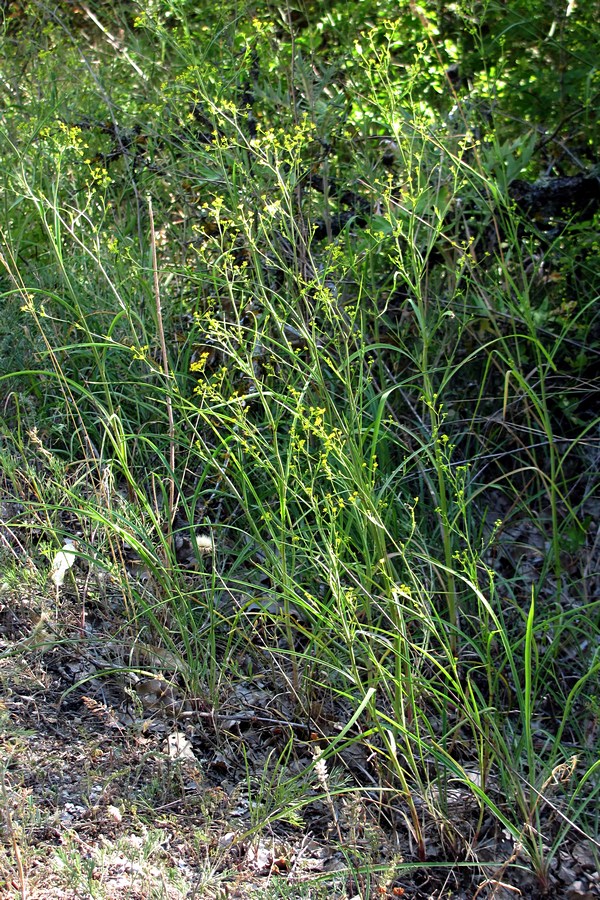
[1,1,599,896]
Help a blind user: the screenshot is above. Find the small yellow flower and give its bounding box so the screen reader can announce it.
[190,351,210,372]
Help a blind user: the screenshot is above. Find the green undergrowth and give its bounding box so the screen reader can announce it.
[1,0,599,894]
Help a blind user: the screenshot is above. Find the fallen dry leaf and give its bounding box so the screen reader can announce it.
[49,539,77,588]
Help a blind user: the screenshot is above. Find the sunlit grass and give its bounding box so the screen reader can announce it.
[1,1,598,893]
